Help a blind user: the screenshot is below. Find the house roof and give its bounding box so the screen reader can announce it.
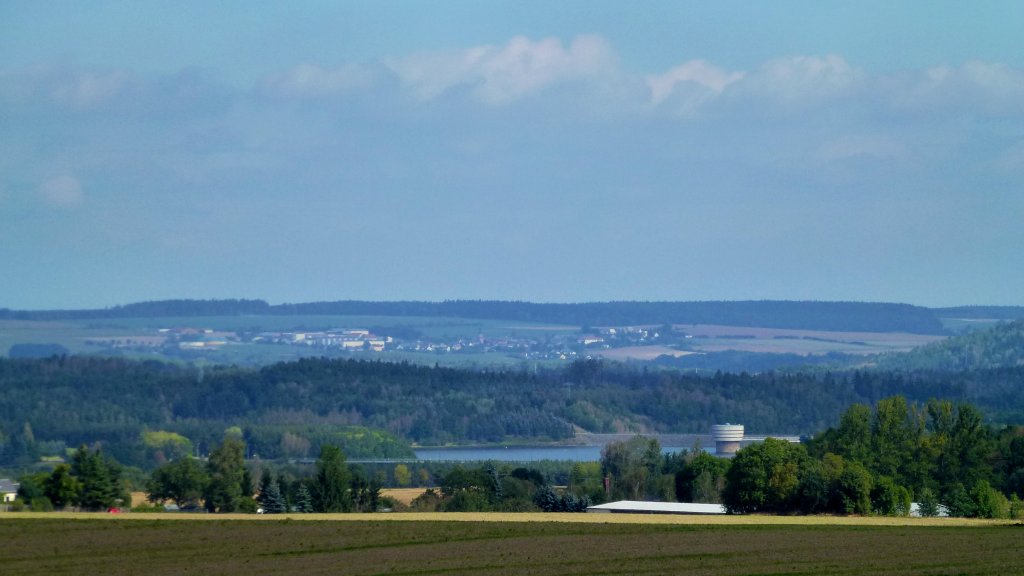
[0,478,20,493]
[587,500,727,515]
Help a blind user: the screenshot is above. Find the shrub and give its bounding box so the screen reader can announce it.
[1009,494,1024,520]
[916,487,939,517]
[971,480,1009,519]
[409,488,442,512]
[30,497,54,512]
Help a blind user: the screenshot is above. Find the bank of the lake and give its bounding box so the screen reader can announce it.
[412,444,705,462]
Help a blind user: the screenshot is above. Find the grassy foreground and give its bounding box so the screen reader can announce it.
[2,514,1022,575]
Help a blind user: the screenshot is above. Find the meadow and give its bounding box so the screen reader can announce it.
[2,513,1021,575]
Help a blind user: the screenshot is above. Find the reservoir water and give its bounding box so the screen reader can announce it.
[412,445,708,462]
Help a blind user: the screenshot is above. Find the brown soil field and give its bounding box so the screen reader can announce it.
[4,510,1014,526]
[2,515,1021,575]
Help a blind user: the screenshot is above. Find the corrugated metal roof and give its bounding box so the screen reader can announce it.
[587,500,727,515]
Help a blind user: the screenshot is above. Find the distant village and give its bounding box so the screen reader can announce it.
[83,324,683,361]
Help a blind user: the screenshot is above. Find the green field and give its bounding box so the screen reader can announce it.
[2,515,1022,575]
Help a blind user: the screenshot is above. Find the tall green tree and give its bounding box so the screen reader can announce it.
[600,437,662,501]
[871,475,911,516]
[43,464,81,509]
[827,403,872,463]
[675,451,729,504]
[203,436,248,513]
[833,459,873,515]
[313,444,351,512]
[568,461,605,503]
[71,446,126,510]
[926,400,993,497]
[393,464,412,487]
[349,468,381,513]
[870,396,921,486]
[146,457,209,508]
[723,438,807,514]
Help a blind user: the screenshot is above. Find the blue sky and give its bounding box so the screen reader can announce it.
[2,1,1022,309]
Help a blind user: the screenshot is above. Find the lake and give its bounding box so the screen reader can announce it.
[412,445,709,462]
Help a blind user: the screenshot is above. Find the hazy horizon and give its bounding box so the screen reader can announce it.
[3,2,1022,309]
[3,296,1021,313]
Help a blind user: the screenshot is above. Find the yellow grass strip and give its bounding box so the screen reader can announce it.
[4,511,1014,526]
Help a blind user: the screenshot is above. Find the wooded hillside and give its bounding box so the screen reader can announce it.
[3,352,1024,469]
[1,298,949,334]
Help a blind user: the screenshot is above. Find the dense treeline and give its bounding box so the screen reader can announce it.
[11,402,1024,518]
[274,300,947,334]
[1,298,948,334]
[720,397,1024,518]
[0,357,414,468]
[651,350,859,373]
[4,355,1024,471]
[16,446,130,511]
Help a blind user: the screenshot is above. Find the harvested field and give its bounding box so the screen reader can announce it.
[2,514,1022,575]
[380,488,428,505]
[679,324,945,356]
[674,324,944,344]
[593,345,697,361]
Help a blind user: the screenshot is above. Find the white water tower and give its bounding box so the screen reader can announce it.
[712,423,744,456]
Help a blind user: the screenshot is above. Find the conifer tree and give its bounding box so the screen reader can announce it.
[296,483,314,513]
[71,446,125,510]
[259,478,287,514]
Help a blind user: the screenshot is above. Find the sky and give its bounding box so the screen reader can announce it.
[2,1,1023,309]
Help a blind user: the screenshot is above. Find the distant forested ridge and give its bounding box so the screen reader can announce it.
[876,320,1024,372]
[0,298,948,334]
[4,353,1024,469]
[932,306,1024,320]
[0,299,271,320]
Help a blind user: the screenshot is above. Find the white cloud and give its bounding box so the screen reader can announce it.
[259,63,376,98]
[889,61,1024,115]
[647,60,744,103]
[640,54,865,118]
[734,54,864,104]
[386,34,616,105]
[245,39,1024,123]
[644,55,1024,120]
[646,60,744,116]
[39,175,84,208]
